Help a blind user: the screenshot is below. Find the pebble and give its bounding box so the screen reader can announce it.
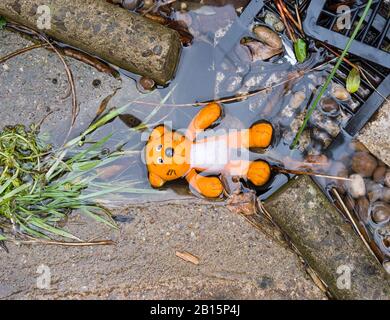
[320,97,339,116]
[350,141,369,153]
[351,152,378,177]
[373,166,386,183]
[368,188,383,203]
[383,188,390,203]
[253,25,283,49]
[263,11,285,32]
[348,174,366,198]
[384,261,390,274]
[122,0,141,10]
[356,196,370,222]
[384,170,390,188]
[143,0,154,10]
[371,202,390,224]
[331,83,351,101]
[138,76,155,91]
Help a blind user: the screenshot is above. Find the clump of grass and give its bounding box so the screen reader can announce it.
[0,124,115,240]
[0,83,176,243]
[0,114,155,242]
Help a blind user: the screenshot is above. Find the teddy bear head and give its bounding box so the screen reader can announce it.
[145,125,191,188]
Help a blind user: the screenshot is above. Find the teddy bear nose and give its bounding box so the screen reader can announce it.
[165,147,174,158]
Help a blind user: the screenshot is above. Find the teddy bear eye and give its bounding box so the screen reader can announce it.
[157,157,164,164]
[156,144,163,152]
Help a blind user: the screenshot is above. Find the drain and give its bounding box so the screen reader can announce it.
[303,0,390,68]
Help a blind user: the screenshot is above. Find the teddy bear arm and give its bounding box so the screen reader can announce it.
[186,103,222,141]
[185,169,224,198]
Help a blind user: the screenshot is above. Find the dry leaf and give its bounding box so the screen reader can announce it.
[175,251,200,265]
[226,191,257,216]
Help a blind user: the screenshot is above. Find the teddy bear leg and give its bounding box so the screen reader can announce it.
[186,169,224,198]
[249,122,273,148]
[186,103,222,141]
[247,161,272,186]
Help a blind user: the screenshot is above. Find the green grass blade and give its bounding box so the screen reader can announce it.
[291,0,373,149]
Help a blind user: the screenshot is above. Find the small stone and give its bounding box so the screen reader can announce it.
[371,202,390,224]
[143,0,154,9]
[373,166,386,183]
[351,152,378,177]
[384,261,390,274]
[122,0,141,10]
[348,174,366,198]
[331,83,350,101]
[350,141,369,153]
[384,170,390,188]
[383,236,390,248]
[368,188,383,203]
[382,188,390,203]
[320,97,339,115]
[355,196,369,222]
[252,25,282,49]
[138,76,155,91]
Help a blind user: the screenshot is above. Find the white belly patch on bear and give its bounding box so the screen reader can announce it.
[190,139,228,172]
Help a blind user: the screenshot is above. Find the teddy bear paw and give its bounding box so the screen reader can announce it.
[247,161,271,186]
[196,176,224,198]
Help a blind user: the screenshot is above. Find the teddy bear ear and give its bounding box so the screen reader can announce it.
[149,125,167,141]
[149,172,166,188]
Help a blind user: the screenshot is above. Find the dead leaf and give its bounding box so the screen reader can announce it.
[242,41,282,62]
[176,251,200,265]
[226,191,257,216]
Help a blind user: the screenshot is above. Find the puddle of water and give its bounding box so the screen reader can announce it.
[44,2,361,205]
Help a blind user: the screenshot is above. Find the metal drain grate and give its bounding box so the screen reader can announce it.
[303,0,390,68]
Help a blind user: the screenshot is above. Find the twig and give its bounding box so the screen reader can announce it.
[5,23,78,132]
[8,239,116,246]
[294,4,303,33]
[291,0,374,149]
[278,0,302,33]
[0,43,49,64]
[39,35,78,127]
[125,59,334,108]
[275,0,296,42]
[272,166,352,181]
[320,42,359,69]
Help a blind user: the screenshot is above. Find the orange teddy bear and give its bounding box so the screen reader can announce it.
[145,102,273,198]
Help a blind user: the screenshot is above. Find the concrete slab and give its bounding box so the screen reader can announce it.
[0,201,325,299]
[358,100,390,167]
[265,176,390,300]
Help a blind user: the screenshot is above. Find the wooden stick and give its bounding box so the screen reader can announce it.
[272,166,352,181]
[0,43,49,64]
[275,0,296,42]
